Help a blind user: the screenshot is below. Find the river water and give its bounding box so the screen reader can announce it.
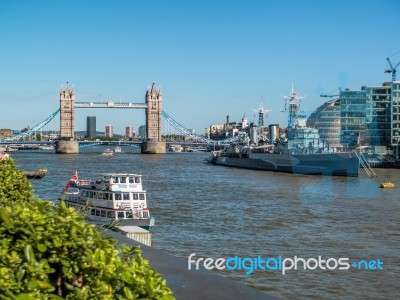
[9,147,400,299]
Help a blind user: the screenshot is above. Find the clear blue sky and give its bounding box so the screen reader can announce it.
[1,0,400,135]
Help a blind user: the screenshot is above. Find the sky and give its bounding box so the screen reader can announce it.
[1,0,400,136]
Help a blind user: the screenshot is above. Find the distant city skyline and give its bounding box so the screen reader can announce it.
[1,0,400,135]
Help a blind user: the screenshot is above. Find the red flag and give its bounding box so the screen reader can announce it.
[71,171,78,181]
[65,171,78,190]
[64,181,71,190]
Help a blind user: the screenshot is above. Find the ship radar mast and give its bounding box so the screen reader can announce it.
[282,83,304,129]
[252,100,271,127]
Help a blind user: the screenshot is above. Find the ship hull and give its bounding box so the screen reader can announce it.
[212,152,360,177]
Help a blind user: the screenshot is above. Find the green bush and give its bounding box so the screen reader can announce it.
[0,158,174,299]
[0,158,35,206]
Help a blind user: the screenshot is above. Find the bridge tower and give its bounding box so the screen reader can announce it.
[142,83,166,154]
[55,82,79,153]
[59,82,75,139]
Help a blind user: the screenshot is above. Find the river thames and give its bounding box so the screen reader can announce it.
[9,147,400,299]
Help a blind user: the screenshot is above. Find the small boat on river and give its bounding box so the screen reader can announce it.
[102,149,114,156]
[114,146,122,153]
[22,168,48,179]
[60,172,155,231]
[380,182,395,188]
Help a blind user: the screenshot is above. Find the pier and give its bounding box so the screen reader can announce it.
[105,229,275,300]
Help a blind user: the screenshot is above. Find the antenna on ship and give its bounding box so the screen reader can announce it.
[282,83,304,129]
[252,99,271,127]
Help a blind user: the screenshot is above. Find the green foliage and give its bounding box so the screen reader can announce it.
[0,157,35,207]
[0,158,174,299]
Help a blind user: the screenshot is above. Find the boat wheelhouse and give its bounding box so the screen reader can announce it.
[60,173,155,231]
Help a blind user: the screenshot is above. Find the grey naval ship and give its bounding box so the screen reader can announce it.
[208,86,360,177]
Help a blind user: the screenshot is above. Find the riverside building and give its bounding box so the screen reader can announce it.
[340,81,400,155]
[307,98,342,150]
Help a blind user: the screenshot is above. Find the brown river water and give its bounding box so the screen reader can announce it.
[10,147,400,299]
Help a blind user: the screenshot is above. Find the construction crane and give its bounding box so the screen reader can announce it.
[252,102,271,127]
[385,57,400,82]
[320,94,339,98]
[320,88,341,98]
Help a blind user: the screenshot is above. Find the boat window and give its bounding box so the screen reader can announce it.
[89,191,93,198]
[91,209,95,215]
[118,212,124,219]
[120,177,126,183]
[143,211,148,218]
[123,193,130,200]
[129,177,134,183]
[133,193,138,200]
[139,193,145,200]
[101,211,106,217]
[107,211,114,218]
[126,211,133,218]
[115,193,121,200]
[135,177,140,183]
[96,210,100,216]
[115,177,119,183]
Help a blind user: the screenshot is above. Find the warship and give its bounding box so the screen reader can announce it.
[208,86,360,177]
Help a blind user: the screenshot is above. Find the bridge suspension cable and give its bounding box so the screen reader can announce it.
[161,110,244,144]
[1,109,60,142]
[2,107,243,145]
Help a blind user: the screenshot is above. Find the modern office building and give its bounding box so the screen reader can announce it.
[340,89,367,148]
[105,125,113,138]
[138,125,146,139]
[391,81,400,145]
[86,116,96,139]
[340,81,400,151]
[365,84,391,147]
[391,81,400,158]
[307,98,342,150]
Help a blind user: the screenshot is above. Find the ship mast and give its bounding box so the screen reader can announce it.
[283,83,303,127]
[282,83,304,139]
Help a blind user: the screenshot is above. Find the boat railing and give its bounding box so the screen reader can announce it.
[126,208,150,219]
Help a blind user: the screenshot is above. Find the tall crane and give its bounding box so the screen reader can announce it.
[320,88,341,98]
[385,57,400,82]
[320,93,339,98]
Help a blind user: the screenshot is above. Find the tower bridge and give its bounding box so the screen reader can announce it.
[58,82,164,154]
[1,82,242,152]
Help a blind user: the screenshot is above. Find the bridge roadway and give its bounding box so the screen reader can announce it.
[1,140,226,148]
[75,101,147,109]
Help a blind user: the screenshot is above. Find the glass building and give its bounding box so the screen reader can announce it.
[365,85,391,146]
[86,116,96,139]
[307,98,341,150]
[391,81,400,144]
[392,81,400,158]
[340,89,367,147]
[340,82,399,151]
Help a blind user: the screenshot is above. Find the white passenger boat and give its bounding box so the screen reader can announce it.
[102,149,114,156]
[168,144,183,152]
[114,146,122,153]
[60,172,155,231]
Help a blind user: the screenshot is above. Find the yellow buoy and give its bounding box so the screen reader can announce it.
[380,182,395,188]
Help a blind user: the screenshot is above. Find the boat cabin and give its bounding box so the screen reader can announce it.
[77,173,144,192]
